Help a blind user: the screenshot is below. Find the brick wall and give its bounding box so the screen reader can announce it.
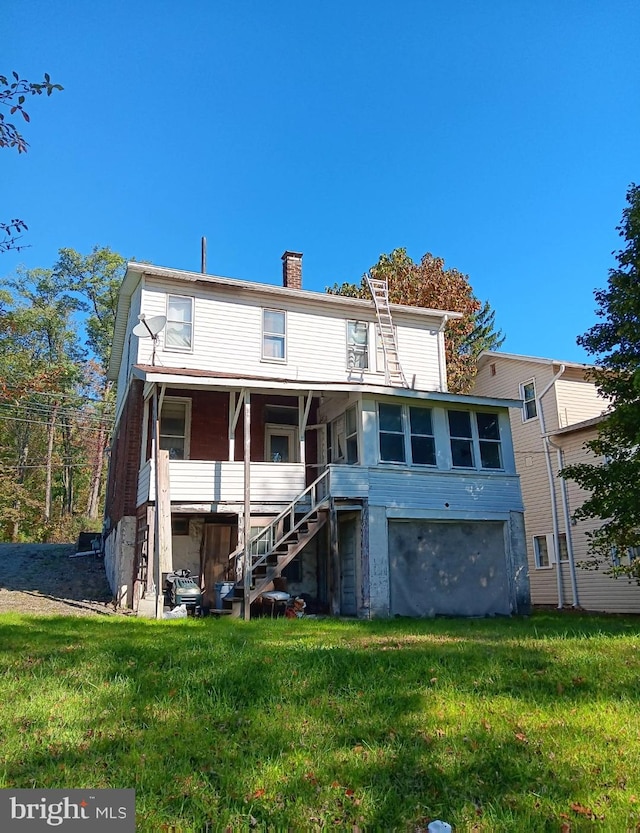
[105,379,144,526]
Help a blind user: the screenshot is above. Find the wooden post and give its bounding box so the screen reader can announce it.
[152,384,171,618]
[329,499,340,616]
[156,448,173,617]
[243,392,251,620]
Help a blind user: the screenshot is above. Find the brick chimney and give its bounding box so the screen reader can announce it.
[281,251,303,290]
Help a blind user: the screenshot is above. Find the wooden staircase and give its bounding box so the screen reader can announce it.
[225,469,330,613]
[365,274,409,388]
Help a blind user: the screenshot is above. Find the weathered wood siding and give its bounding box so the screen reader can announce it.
[329,465,523,516]
[135,278,442,390]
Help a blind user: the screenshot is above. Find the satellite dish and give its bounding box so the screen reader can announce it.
[132,314,166,367]
[133,314,166,339]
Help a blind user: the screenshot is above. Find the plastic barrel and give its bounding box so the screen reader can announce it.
[215,581,235,609]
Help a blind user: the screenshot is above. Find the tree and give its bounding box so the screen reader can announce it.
[53,247,126,517]
[1,71,63,252]
[0,246,124,540]
[561,183,640,580]
[327,248,504,393]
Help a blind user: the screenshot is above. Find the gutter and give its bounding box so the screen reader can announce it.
[536,366,565,608]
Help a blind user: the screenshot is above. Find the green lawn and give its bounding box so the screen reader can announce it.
[1,612,639,832]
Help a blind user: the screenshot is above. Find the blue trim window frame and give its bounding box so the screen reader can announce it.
[262,309,287,362]
[447,410,503,470]
[377,403,436,466]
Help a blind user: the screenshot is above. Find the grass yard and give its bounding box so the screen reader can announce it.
[0,612,639,832]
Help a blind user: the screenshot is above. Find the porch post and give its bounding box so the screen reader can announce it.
[329,498,340,616]
[153,383,169,618]
[243,391,251,620]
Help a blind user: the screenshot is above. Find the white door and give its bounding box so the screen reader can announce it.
[265,424,298,462]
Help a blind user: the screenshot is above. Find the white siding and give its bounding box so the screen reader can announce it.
[138,461,305,506]
[136,278,442,390]
[115,284,142,417]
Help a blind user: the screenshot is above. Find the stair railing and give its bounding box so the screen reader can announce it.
[227,467,330,582]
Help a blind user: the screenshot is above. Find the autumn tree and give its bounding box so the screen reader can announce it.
[561,184,640,579]
[327,248,504,392]
[1,71,63,252]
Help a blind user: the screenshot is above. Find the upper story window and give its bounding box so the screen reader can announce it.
[520,380,537,421]
[262,309,286,361]
[165,295,194,351]
[347,321,369,370]
[160,397,191,460]
[448,410,503,470]
[378,403,436,466]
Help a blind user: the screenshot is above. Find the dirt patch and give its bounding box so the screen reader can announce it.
[0,543,125,616]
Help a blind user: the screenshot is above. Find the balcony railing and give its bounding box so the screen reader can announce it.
[137,459,306,506]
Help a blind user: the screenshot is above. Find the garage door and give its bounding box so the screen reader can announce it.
[388,520,510,617]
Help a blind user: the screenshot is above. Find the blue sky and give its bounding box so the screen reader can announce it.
[3,0,639,363]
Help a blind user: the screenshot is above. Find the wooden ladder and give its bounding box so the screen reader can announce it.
[365,274,409,388]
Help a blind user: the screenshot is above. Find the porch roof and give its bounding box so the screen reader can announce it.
[133,363,522,410]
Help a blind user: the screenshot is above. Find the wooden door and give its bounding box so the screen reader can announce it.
[201,524,235,610]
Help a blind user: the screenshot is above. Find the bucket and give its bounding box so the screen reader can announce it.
[214,581,235,609]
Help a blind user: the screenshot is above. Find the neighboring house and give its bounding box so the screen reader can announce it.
[473,352,640,614]
[103,253,530,619]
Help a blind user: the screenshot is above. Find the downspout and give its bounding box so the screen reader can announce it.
[437,314,449,392]
[537,366,565,608]
[547,437,580,608]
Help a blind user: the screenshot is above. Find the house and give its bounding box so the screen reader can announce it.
[103,253,530,619]
[473,352,640,614]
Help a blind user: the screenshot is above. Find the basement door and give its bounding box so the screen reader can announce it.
[339,514,358,616]
[388,520,510,617]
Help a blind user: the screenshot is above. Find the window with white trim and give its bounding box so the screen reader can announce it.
[345,405,359,464]
[262,309,286,361]
[160,398,191,460]
[165,295,194,350]
[520,380,537,421]
[447,410,503,470]
[534,535,551,568]
[347,321,369,370]
[330,405,359,464]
